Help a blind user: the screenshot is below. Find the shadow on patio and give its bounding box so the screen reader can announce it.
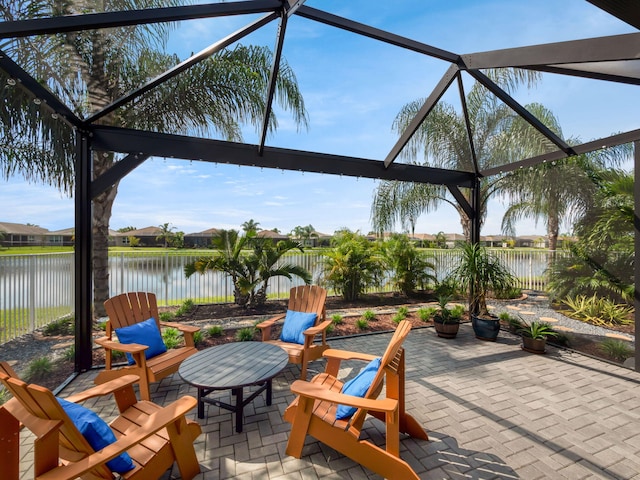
[17,325,640,479]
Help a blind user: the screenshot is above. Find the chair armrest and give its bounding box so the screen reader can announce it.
[94,337,148,354]
[322,349,378,363]
[256,314,285,341]
[94,337,149,353]
[159,322,200,334]
[36,395,199,480]
[290,380,397,414]
[63,375,140,404]
[255,314,285,329]
[303,319,332,337]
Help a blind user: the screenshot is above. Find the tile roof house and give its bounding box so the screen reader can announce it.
[0,222,49,246]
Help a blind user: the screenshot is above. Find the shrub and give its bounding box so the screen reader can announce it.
[63,345,75,361]
[162,327,181,349]
[362,310,376,321]
[323,230,383,301]
[598,339,633,361]
[499,312,523,331]
[159,311,175,322]
[331,314,344,324]
[494,286,522,299]
[0,387,9,405]
[326,323,335,334]
[95,320,107,331]
[43,316,74,336]
[392,312,405,324]
[397,306,409,317]
[355,318,369,330]
[207,325,224,337]
[25,357,53,382]
[561,294,633,326]
[418,306,437,322]
[193,330,204,346]
[235,327,255,341]
[176,299,195,316]
[382,233,436,295]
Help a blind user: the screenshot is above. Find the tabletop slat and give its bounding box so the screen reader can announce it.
[179,342,289,389]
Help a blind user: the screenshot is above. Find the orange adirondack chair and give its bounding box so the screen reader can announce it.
[0,362,201,480]
[95,292,200,400]
[256,285,331,379]
[283,320,428,480]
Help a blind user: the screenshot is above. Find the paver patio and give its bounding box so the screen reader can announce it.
[17,324,640,479]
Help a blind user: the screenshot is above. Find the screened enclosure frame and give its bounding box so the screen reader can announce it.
[0,0,639,371]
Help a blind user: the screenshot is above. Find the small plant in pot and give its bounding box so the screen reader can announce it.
[432,295,463,339]
[519,321,558,354]
[448,243,516,341]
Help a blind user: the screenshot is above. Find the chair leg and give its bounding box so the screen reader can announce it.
[0,408,20,480]
[166,417,201,480]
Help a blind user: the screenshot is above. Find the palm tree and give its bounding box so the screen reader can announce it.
[156,223,175,248]
[371,70,542,240]
[184,230,311,307]
[498,104,630,251]
[241,219,261,234]
[1,1,307,316]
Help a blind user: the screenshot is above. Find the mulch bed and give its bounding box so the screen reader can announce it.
[18,292,636,392]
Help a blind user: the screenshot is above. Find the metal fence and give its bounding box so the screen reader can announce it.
[0,248,562,344]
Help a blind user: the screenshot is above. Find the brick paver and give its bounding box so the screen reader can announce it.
[16,324,640,479]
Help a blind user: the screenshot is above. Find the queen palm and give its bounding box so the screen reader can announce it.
[371,70,543,239]
[498,104,628,251]
[1,1,308,316]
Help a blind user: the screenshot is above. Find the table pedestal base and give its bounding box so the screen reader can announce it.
[197,379,273,433]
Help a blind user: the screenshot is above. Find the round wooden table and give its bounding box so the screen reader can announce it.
[178,342,288,432]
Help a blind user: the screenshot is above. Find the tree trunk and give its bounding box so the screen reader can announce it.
[547,200,560,252]
[92,152,118,318]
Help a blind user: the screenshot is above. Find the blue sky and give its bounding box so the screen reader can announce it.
[3,0,638,236]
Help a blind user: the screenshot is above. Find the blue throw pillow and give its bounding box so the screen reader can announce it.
[115,317,167,365]
[335,357,382,420]
[58,397,135,473]
[280,310,317,345]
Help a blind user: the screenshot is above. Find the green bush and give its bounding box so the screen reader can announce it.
[63,345,75,361]
[362,310,376,321]
[235,327,255,341]
[418,306,437,322]
[355,318,369,330]
[43,316,74,336]
[0,387,9,405]
[159,311,175,322]
[561,294,633,326]
[25,357,53,382]
[323,230,383,301]
[207,325,224,337]
[162,327,181,349]
[176,299,195,316]
[193,330,204,346]
[598,339,633,361]
[382,233,436,295]
[331,314,344,324]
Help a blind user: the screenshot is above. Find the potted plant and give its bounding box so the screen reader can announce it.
[449,243,516,341]
[519,321,558,353]
[432,295,463,339]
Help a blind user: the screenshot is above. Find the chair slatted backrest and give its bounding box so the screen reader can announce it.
[0,373,112,477]
[346,320,412,432]
[104,292,161,334]
[288,285,326,324]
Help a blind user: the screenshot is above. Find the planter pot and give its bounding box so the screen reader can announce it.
[434,321,460,339]
[522,336,546,354]
[471,315,500,341]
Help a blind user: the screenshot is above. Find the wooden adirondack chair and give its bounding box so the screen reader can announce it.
[0,362,202,480]
[256,285,331,379]
[95,292,200,401]
[283,320,428,480]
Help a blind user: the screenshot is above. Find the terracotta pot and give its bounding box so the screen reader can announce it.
[434,320,460,339]
[471,315,500,341]
[522,336,546,354]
